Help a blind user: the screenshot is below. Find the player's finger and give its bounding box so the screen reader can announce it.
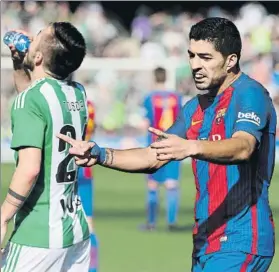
[76,158,89,165]
[88,142,95,148]
[148,127,168,138]
[56,133,75,145]
[150,140,169,149]
[81,142,94,152]
[8,44,16,50]
[156,148,173,155]
[69,147,85,156]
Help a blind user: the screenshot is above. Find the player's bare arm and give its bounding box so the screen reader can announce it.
[56,133,167,173]
[1,147,41,244]
[150,128,257,164]
[8,30,32,92]
[193,131,256,163]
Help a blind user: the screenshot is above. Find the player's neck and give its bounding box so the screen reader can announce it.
[154,83,166,91]
[30,67,63,84]
[216,70,242,96]
[30,68,51,83]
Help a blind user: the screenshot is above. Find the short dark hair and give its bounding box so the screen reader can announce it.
[189,17,242,64]
[154,67,166,83]
[42,22,86,79]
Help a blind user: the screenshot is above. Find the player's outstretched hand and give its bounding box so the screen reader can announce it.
[149,127,197,161]
[56,133,98,167]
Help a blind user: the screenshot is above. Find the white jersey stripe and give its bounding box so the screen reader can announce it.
[14,96,18,110]
[60,83,84,244]
[16,93,22,109]
[40,82,64,248]
[20,88,30,108]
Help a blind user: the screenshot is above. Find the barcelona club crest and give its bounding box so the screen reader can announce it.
[215,108,227,124]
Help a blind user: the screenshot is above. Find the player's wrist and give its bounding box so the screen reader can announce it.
[89,141,106,164]
[1,204,14,224]
[188,140,201,157]
[98,148,106,165]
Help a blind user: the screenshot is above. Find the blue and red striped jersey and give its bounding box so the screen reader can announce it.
[167,73,277,257]
[143,90,183,144]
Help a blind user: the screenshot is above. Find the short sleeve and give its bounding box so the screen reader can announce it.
[11,91,46,150]
[142,95,152,122]
[232,86,268,143]
[166,105,187,138]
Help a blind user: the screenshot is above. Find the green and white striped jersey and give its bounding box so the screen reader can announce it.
[10,77,90,248]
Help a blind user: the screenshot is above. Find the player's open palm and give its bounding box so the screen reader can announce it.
[149,127,196,161]
[56,133,97,167]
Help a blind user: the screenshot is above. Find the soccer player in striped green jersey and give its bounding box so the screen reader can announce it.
[1,22,91,272]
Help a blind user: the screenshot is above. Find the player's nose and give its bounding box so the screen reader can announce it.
[190,56,202,71]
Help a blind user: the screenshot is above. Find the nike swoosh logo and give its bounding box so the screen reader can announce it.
[191,120,203,126]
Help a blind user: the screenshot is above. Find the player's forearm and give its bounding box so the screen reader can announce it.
[13,61,31,93]
[1,165,38,223]
[192,138,254,164]
[98,147,161,173]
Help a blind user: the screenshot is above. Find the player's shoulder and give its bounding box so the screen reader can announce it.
[234,73,269,98]
[181,95,199,111]
[70,81,86,95]
[13,78,49,111]
[142,92,153,105]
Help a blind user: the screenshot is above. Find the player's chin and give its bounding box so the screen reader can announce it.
[195,82,209,91]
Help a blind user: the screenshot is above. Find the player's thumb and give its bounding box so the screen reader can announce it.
[148,127,162,135]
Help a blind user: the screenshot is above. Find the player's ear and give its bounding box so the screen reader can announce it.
[34,51,43,66]
[226,53,238,71]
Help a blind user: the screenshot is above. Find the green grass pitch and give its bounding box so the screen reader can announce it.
[1,163,279,271]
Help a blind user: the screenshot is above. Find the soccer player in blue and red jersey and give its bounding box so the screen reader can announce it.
[78,100,98,272]
[58,17,277,271]
[140,67,182,231]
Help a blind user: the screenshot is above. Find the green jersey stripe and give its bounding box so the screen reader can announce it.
[77,209,90,240]
[10,80,50,248]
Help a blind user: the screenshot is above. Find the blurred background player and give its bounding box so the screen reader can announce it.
[78,100,98,272]
[140,67,182,231]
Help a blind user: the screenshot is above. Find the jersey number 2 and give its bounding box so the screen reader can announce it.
[56,125,77,183]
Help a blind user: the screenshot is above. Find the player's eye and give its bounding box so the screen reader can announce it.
[201,56,212,61]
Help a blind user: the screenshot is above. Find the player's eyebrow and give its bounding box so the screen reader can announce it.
[198,53,213,58]
[36,30,42,36]
[187,50,213,58]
